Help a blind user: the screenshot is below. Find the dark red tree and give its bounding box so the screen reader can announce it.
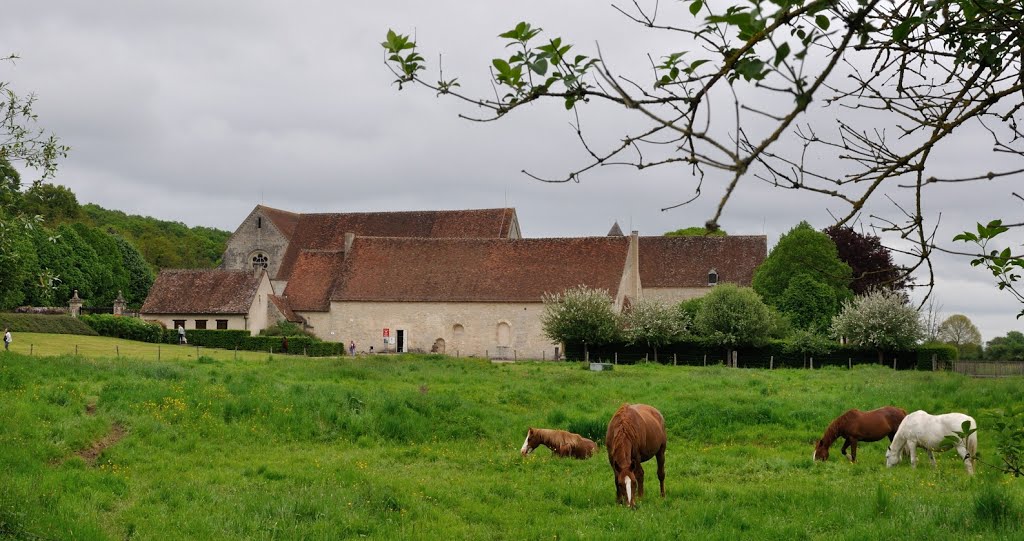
[823,226,913,296]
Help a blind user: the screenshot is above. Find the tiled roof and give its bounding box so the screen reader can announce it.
[639,236,767,288]
[281,250,346,311]
[141,270,264,314]
[287,236,630,305]
[268,295,302,323]
[257,205,300,239]
[274,208,517,280]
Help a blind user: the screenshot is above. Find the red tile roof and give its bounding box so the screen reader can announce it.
[257,205,300,239]
[268,295,302,323]
[274,208,518,281]
[141,270,264,314]
[282,236,630,308]
[280,250,346,311]
[639,236,767,288]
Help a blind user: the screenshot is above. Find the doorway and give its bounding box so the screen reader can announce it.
[397,329,405,353]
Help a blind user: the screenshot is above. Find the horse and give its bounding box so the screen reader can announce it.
[606,403,666,508]
[813,406,906,462]
[519,427,598,459]
[885,410,977,474]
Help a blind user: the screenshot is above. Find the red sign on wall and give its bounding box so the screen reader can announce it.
[383,328,390,337]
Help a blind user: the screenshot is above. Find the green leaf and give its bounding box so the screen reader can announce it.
[492,58,511,75]
[690,0,703,16]
[815,14,830,31]
[530,58,548,75]
[773,42,791,67]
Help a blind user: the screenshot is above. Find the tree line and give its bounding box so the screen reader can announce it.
[1,159,231,309]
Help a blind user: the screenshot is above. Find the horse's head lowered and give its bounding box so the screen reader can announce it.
[520,428,540,456]
[885,444,902,467]
[610,452,639,507]
[813,439,830,461]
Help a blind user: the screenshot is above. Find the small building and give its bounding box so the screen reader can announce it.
[140,269,274,335]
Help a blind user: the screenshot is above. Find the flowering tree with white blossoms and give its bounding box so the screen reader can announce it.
[622,298,690,363]
[540,285,620,353]
[831,289,923,364]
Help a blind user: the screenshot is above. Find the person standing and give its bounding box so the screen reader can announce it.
[3,328,10,351]
[177,324,185,345]
[349,340,356,356]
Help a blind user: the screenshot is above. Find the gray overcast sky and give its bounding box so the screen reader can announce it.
[3,1,1021,344]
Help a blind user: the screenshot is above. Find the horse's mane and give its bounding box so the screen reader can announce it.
[820,409,860,446]
[608,404,641,460]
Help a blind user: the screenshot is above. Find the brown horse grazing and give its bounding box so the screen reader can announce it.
[813,406,907,462]
[520,428,598,459]
[606,403,667,507]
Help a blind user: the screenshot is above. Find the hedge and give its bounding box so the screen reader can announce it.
[163,329,344,356]
[79,314,164,342]
[0,313,98,336]
[567,339,953,370]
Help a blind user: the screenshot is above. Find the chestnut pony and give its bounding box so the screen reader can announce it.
[606,403,666,507]
[520,428,597,459]
[813,406,907,462]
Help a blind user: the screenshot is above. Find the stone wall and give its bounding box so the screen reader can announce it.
[222,207,290,280]
[298,301,561,359]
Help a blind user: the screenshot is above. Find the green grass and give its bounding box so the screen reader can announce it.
[0,313,97,336]
[1,335,1023,540]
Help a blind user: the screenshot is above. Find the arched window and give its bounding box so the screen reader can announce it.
[252,252,269,270]
[453,324,465,336]
[707,269,718,286]
[496,322,512,347]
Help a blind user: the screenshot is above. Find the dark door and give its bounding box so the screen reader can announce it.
[397,330,405,353]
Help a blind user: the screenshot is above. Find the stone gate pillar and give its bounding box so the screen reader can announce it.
[113,290,126,316]
[69,290,83,318]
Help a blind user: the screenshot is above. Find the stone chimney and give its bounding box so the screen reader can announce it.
[343,232,356,259]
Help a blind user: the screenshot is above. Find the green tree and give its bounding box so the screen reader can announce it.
[694,284,773,361]
[1,55,68,180]
[937,314,983,360]
[753,222,852,327]
[622,298,689,362]
[777,274,837,332]
[985,331,1024,361]
[0,208,38,309]
[540,285,621,352]
[831,289,923,364]
[113,235,154,306]
[0,157,21,210]
[20,183,81,225]
[784,329,835,367]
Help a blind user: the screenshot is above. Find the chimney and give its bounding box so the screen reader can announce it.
[344,232,355,259]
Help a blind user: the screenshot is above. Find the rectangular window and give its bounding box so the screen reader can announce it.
[216,319,228,330]
[257,217,262,228]
[173,319,186,329]
[195,320,207,330]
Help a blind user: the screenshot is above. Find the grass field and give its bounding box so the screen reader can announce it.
[1,335,1023,540]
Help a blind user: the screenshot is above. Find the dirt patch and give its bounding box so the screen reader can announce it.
[75,423,127,466]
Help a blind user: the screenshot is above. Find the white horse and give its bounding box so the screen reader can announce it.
[885,410,977,474]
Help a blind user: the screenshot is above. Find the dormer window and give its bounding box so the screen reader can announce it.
[708,269,718,286]
[252,252,269,270]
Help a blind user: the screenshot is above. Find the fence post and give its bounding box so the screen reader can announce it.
[673,353,677,366]
[614,352,618,365]
[810,356,813,370]
[703,354,706,367]
[645,353,649,364]
[769,356,773,370]
[158,345,160,361]
[75,344,78,355]
[584,349,589,363]
[848,357,852,370]
[732,350,738,368]
[892,357,896,370]
[116,345,120,358]
[514,350,518,362]
[30,344,33,356]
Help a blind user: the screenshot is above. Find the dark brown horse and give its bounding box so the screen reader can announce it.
[520,428,598,459]
[606,403,666,507]
[813,406,907,462]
